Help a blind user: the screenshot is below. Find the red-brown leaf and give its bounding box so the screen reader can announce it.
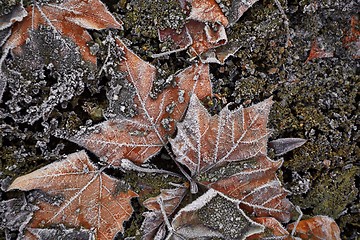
[3,0,122,64]
[247,217,294,240]
[71,39,212,166]
[156,0,228,59]
[170,95,294,222]
[7,151,138,240]
[287,216,341,240]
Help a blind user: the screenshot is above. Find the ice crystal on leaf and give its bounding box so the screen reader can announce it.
[71,39,213,167]
[167,189,264,240]
[2,0,122,63]
[7,150,138,240]
[170,95,294,222]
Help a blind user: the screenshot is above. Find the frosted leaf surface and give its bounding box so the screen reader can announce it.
[168,189,264,240]
[2,0,122,63]
[1,28,94,124]
[170,95,294,222]
[7,150,138,240]
[0,3,27,31]
[141,185,188,240]
[71,39,213,166]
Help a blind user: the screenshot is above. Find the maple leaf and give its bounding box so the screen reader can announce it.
[167,189,264,239]
[2,0,122,64]
[141,185,188,240]
[71,38,212,166]
[7,150,138,240]
[170,95,294,222]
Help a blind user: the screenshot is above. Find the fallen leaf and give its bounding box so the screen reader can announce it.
[0,3,27,31]
[170,95,294,222]
[269,138,307,156]
[168,189,264,240]
[141,185,188,240]
[305,39,334,63]
[27,227,95,240]
[2,0,122,64]
[342,15,360,59]
[71,38,212,166]
[155,0,228,60]
[7,150,138,240]
[287,215,341,240]
[227,0,260,26]
[247,217,294,240]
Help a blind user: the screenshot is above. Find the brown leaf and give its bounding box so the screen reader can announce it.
[141,185,188,240]
[269,138,307,156]
[170,95,294,222]
[7,150,138,240]
[155,0,228,59]
[2,0,122,64]
[228,0,261,26]
[305,39,334,63]
[247,217,294,240]
[287,216,341,240]
[168,189,264,240]
[71,39,212,166]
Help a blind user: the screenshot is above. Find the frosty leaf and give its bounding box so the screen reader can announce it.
[27,227,95,240]
[155,0,228,60]
[0,3,27,31]
[7,150,138,240]
[2,0,122,64]
[141,185,188,240]
[268,138,306,156]
[305,39,334,63]
[168,189,264,240]
[0,197,37,234]
[199,40,242,64]
[287,216,341,240]
[228,0,260,26]
[247,217,295,240]
[170,95,272,176]
[71,39,212,166]
[170,95,294,222]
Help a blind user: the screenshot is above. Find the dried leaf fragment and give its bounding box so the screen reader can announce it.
[8,151,138,240]
[168,189,264,240]
[287,216,341,240]
[2,0,122,64]
[0,3,27,31]
[141,185,188,240]
[227,0,260,26]
[305,39,334,63]
[155,0,228,60]
[269,138,307,156]
[71,39,212,166]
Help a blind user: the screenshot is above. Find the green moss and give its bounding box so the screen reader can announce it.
[291,167,359,226]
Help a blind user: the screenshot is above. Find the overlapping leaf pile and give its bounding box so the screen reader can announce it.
[1,0,341,239]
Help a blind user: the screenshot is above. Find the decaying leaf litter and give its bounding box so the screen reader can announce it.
[0,1,357,240]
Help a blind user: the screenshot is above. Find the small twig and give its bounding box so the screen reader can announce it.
[291,206,303,236]
[163,144,199,194]
[120,159,183,179]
